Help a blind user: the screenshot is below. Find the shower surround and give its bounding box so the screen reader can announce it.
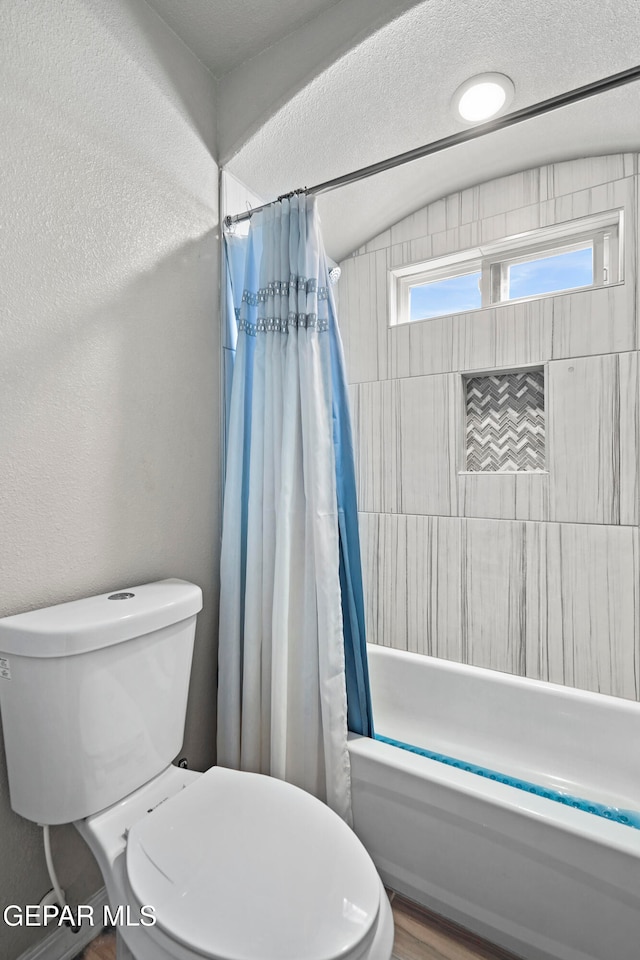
[339,153,639,700]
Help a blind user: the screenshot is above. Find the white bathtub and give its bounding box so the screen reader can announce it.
[348,645,640,960]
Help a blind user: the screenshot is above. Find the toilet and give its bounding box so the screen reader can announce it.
[0,579,394,960]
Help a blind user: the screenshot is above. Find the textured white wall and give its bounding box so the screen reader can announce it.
[0,1,219,957]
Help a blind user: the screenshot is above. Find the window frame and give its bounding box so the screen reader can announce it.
[399,259,483,324]
[390,209,623,327]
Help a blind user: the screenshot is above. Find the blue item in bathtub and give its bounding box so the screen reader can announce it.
[374,733,640,831]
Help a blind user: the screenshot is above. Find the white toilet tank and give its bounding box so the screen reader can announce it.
[0,579,202,825]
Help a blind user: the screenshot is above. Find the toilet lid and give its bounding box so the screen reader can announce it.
[126,766,380,960]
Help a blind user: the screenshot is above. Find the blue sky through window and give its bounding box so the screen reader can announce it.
[407,245,596,323]
[410,271,481,321]
[508,246,593,300]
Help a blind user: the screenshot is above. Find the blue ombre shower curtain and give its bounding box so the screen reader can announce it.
[218,195,372,822]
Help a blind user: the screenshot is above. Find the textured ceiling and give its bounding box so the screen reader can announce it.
[222,0,640,258]
[143,0,343,77]
[145,0,640,259]
[314,85,640,260]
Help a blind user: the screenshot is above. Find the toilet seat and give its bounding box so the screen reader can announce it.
[126,766,381,960]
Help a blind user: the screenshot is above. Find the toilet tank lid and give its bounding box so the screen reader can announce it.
[0,579,203,658]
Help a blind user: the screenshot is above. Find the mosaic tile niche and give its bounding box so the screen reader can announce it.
[465,370,545,472]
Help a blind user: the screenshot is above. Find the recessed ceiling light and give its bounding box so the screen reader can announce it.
[452,73,515,124]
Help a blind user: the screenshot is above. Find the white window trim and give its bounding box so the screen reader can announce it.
[390,209,623,326]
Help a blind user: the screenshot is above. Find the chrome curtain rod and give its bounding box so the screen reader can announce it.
[224,63,640,228]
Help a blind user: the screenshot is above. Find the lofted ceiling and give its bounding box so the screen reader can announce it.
[143,0,343,78]
[145,0,640,260]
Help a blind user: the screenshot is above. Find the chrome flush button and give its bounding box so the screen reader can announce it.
[108,592,135,600]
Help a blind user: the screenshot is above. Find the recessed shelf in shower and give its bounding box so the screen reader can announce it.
[464,368,545,472]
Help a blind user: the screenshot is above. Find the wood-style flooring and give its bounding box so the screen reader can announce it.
[388,892,522,960]
[75,893,522,960]
[75,928,116,960]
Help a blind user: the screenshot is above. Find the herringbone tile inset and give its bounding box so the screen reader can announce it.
[465,371,545,472]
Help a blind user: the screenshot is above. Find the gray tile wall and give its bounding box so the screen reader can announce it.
[340,154,640,700]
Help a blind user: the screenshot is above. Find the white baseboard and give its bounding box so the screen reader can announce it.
[17,887,109,960]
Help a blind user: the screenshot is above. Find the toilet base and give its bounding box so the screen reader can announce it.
[116,928,136,960]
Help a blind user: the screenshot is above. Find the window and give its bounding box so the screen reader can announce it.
[502,244,593,300]
[390,210,622,325]
[409,269,482,321]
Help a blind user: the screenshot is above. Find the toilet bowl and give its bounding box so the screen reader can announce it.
[77,764,394,960]
[0,580,394,960]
